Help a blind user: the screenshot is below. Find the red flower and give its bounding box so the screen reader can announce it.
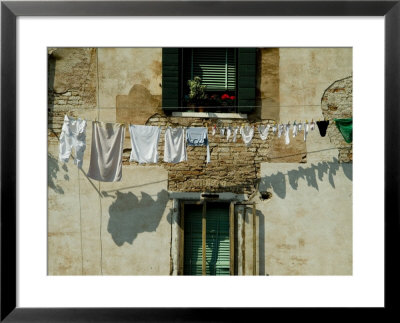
[221,94,230,100]
[230,96,236,100]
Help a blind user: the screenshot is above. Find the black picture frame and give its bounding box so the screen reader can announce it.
[1,0,399,321]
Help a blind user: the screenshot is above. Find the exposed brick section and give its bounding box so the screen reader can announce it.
[48,48,98,141]
[120,115,281,194]
[321,76,353,162]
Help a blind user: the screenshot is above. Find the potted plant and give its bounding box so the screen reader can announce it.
[186,76,208,112]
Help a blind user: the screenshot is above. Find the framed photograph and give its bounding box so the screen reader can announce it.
[1,0,398,321]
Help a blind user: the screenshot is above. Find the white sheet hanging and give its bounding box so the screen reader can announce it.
[129,125,161,164]
[87,121,125,182]
[164,127,187,163]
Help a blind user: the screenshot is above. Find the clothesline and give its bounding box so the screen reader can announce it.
[54,117,343,124]
[50,104,325,110]
[59,115,352,183]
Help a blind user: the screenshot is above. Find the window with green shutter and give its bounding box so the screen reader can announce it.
[182,202,231,276]
[162,48,257,114]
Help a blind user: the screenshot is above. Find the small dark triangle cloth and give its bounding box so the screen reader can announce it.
[334,118,353,143]
[316,120,329,137]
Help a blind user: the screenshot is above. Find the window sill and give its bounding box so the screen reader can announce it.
[171,112,247,119]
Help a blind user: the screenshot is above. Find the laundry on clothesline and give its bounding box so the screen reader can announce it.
[285,123,290,145]
[186,127,211,163]
[129,125,161,164]
[292,122,298,138]
[164,127,187,163]
[303,122,309,142]
[87,121,125,182]
[57,114,353,180]
[258,124,270,141]
[240,125,254,146]
[226,126,232,142]
[59,115,87,168]
[334,118,352,143]
[316,120,329,137]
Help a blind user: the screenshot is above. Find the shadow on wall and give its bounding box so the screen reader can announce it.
[259,158,352,199]
[48,153,67,194]
[106,189,169,247]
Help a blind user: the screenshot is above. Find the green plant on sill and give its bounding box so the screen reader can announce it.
[187,76,208,106]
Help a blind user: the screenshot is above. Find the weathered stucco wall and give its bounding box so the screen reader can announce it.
[48,128,171,275]
[258,161,352,275]
[98,48,162,125]
[278,48,352,163]
[48,47,352,275]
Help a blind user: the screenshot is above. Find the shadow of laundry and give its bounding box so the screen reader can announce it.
[107,189,169,247]
[48,153,66,194]
[259,158,352,199]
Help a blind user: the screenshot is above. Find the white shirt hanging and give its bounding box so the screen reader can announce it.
[226,126,232,141]
[212,125,216,136]
[303,122,309,142]
[232,127,239,142]
[285,123,291,145]
[278,124,284,138]
[258,124,270,140]
[292,122,298,137]
[240,125,254,146]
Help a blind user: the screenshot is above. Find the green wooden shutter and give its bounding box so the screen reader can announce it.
[183,205,203,275]
[237,48,257,114]
[183,204,230,276]
[191,48,236,91]
[162,48,181,111]
[206,205,230,276]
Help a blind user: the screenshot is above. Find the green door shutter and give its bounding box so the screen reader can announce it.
[183,204,230,276]
[206,205,230,276]
[237,48,257,114]
[162,48,181,112]
[183,205,203,275]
